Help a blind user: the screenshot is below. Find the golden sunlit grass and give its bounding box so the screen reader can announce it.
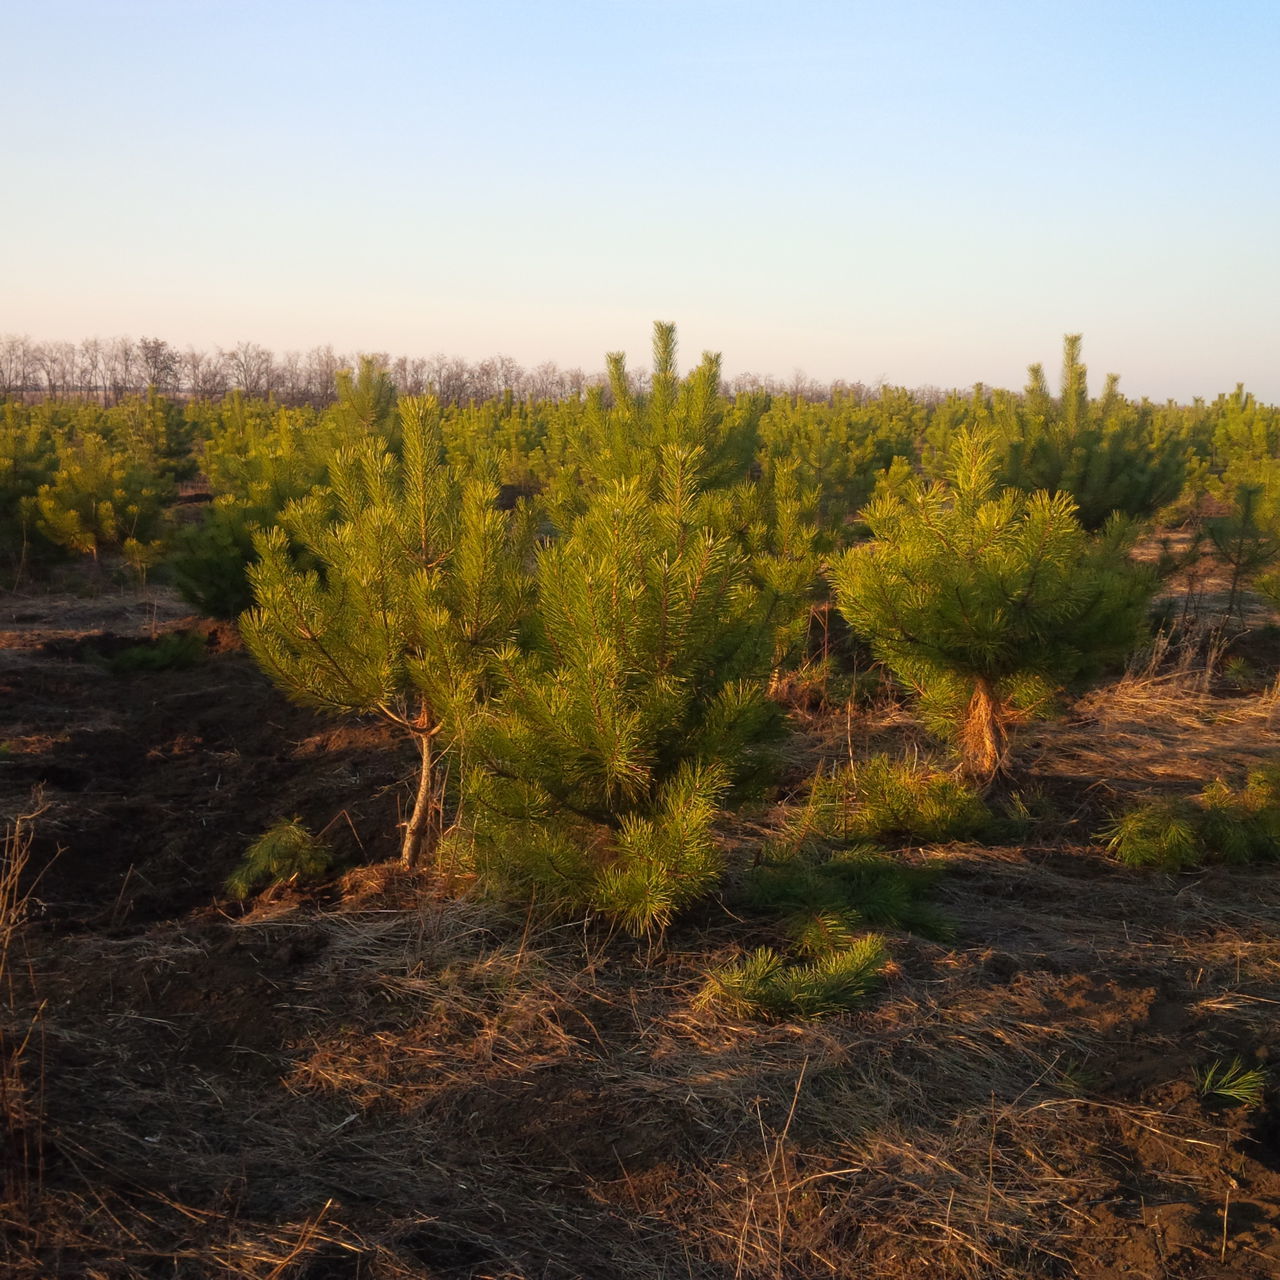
[1021,617,1280,795]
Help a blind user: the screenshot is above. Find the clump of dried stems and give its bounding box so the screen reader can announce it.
[2,794,48,1261]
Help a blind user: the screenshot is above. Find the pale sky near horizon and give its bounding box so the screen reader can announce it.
[3,0,1278,402]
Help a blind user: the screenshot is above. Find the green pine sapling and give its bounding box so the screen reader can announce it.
[829,431,1155,778]
[240,396,535,868]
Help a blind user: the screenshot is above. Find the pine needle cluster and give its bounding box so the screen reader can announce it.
[225,818,333,900]
[767,755,989,857]
[1195,1058,1268,1107]
[1101,765,1280,869]
[698,936,888,1021]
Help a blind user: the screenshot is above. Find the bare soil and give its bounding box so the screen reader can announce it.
[3,586,1280,1278]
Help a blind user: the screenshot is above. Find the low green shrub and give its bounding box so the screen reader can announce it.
[1200,766,1280,862]
[1098,798,1202,869]
[698,935,888,1020]
[1101,766,1280,869]
[769,755,989,862]
[104,630,206,674]
[225,818,334,900]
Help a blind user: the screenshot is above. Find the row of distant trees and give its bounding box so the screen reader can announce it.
[0,333,877,407]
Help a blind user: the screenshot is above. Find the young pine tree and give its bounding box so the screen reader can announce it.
[829,432,1155,778]
[541,321,761,524]
[30,431,170,566]
[240,397,535,867]
[1204,483,1280,622]
[1000,336,1186,530]
[464,443,785,933]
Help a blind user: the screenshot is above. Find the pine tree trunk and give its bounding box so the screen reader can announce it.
[401,730,440,869]
[959,677,1007,781]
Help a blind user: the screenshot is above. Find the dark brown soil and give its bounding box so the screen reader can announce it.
[3,586,1280,1279]
[0,588,406,929]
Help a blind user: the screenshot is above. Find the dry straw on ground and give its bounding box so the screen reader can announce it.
[5,590,1280,1278]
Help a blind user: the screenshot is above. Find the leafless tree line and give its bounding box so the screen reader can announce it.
[0,333,887,407]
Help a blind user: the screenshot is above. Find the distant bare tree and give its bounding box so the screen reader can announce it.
[471,358,501,402]
[103,336,139,403]
[183,347,228,399]
[564,367,592,399]
[304,345,344,402]
[492,354,523,396]
[34,341,78,397]
[78,338,106,401]
[391,355,429,396]
[138,337,180,392]
[526,360,564,401]
[787,369,826,402]
[728,371,767,395]
[425,354,472,405]
[913,383,949,408]
[224,341,276,398]
[828,378,871,404]
[275,350,308,405]
[0,335,33,397]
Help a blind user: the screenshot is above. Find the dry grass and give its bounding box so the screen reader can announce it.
[6,625,1280,1277]
[9,829,1279,1278]
[1021,619,1280,799]
[1,793,51,1264]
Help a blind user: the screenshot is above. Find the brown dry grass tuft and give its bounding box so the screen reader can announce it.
[1,793,51,1265]
[1021,619,1280,802]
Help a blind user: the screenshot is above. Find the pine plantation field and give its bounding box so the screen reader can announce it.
[4,330,1280,1279]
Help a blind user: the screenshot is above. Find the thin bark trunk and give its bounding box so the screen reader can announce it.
[401,730,440,869]
[959,676,1007,782]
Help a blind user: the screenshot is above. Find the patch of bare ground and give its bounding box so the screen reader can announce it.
[0,585,407,929]
[3,585,1280,1278]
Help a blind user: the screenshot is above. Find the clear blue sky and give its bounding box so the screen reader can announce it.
[4,0,1278,401]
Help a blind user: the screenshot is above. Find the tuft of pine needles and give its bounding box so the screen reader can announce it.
[1099,798,1202,869]
[1195,1058,1267,1107]
[1100,762,1280,869]
[224,817,334,901]
[698,935,888,1020]
[769,755,989,859]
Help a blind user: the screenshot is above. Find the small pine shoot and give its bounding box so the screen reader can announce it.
[786,908,863,958]
[1101,766,1280,869]
[699,936,888,1020]
[1099,799,1201,869]
[225,818,333,900]
[1195,1058,1267,1107]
